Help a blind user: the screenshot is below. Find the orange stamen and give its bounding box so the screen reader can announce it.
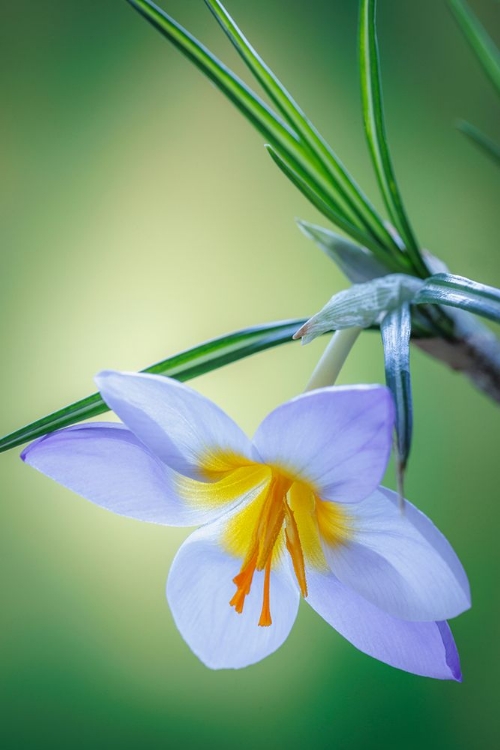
[229,548,258,614]
[256,479,287,570]
[284,504,308,598]
[258,557,273,627]
[226,470,321,626]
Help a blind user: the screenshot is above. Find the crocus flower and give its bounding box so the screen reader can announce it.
[22,371,470,679]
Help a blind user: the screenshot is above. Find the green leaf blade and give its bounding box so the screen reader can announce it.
[415,273,500,324]
[359,0,428,277]
[204,0,399,252]
[0,319,304,454]
[125,2,313,188]
[265,146,354,225]
[266,146,395,261]
[381,303,413,502]
[449,0,500,96]
[457,120,500,166]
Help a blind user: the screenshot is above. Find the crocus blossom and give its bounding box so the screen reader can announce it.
[21,371,470,679]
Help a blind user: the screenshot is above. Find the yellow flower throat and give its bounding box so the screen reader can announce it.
[180,452,352,627]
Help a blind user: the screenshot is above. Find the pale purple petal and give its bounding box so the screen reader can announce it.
[306,569,462,680]
[21,423,252,527]
[95,371,253,479]
[252,385,393,503]
[167,520,299,669]
[324,489,470,621]
[378,486,470,595]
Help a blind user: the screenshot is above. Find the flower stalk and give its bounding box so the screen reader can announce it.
[303,328,362,392]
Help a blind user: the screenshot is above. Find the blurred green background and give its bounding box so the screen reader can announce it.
[1,1,499,748]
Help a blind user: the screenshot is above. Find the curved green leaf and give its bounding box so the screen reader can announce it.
[204,0,398,251]
[125,1,411,263]
[266,146,394,262]
[415,273,500,323]
[126,2,293,150]
[449,0,500,95]
[0,319,305,454]
[126,1,355,238]
[359,0,428,278]
[381,303,413,504]
[457,120,500,166]
[266,146,358,231]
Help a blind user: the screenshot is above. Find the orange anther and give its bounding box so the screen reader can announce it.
[229,549,258,614]
[258,557,273,627]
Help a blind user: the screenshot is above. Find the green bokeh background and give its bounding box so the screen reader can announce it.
[1,1,499,748]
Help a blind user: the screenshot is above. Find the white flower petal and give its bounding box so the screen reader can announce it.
[21,423,236,526]
[306,569,462,680]
[324,488,470,621]
[167,520,300,669]
[253,386,393,503]
[95,371,253,479]
[377,486,470,595]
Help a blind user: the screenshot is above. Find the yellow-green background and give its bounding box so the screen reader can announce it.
[1,1,499,748]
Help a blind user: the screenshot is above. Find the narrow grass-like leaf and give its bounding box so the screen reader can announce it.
[0,319,304,454]
[449,0,500,95]
[126,1,357,234]
[359,0,428,278]
[381,303,412,505]
[126,2,295,157]
[266,146,396,261]
[266,146,359,233]
[204,0,400,252]
[457,120,500,166]
[415,273,500,323]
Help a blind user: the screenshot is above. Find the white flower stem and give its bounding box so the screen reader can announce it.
[304,327,362,392]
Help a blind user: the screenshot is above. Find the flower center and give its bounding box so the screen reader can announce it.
[222,464,351,627]
[227,473,306,626]
[179,451,351,628]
